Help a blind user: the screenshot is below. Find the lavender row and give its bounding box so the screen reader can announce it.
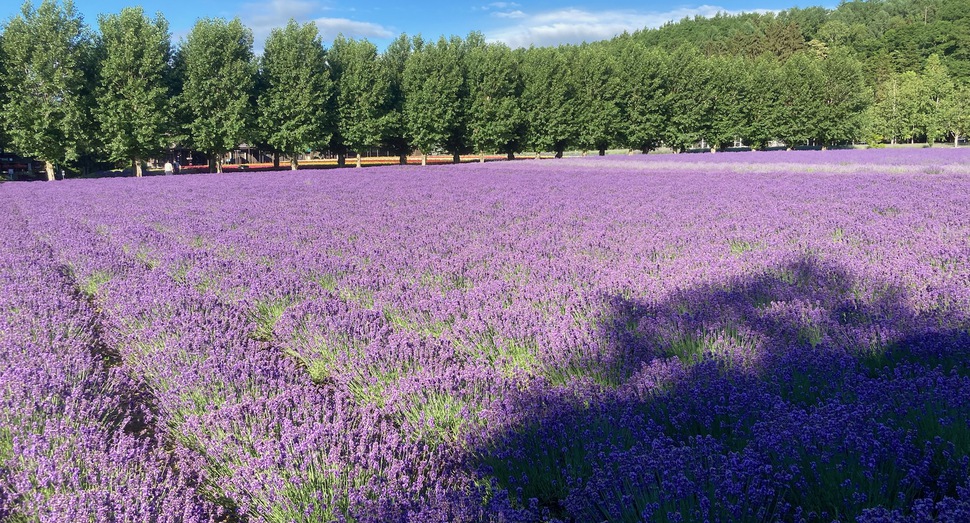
[0,197,218,521]
[7,178,515,519]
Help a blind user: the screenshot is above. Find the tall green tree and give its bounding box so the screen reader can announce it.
[944,82,970,146]
[257,20,331,170]
[742,56,782,149]
[872,71,923,144]
[332,37,390,168]
[616,40,668,153]
[773,52,824,148]
[573,44,623,155]
[380,33,413,165]
[95,7,172,177]
[705,54,749,150]
[921,53,954,145]
[466,41,524,161]
[403,35,467,165]
[180,17,255,173]
[663,46,712,152]
[521,46,576,158]
[814,50,871,146]
[0,0,93,181]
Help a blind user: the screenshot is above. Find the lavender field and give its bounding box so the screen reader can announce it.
[2,148,970,522]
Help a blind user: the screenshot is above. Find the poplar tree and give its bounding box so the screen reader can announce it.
[381,34,413,164]
[573,44,622,156]
[663,46,711,152]
[617,41,668,153]
[257,20,331,170]
[332,37,390,168]
[0,0,93,181]
[403,35,467,165]
[945,83,970,147]
[466,41,523,161]
[180,17,255,173]
[521,46,576,158]
[921,54,954,146]
[96,7,172,177]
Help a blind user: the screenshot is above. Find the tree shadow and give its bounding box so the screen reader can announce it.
[470,254,970,522]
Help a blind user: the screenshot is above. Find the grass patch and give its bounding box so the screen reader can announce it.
[78,270,112,298]
[729,239,756,255]
[249,297,293,342]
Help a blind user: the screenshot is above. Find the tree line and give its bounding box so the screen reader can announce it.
[1,0,969,181]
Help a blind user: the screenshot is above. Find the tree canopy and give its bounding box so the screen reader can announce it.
[95,7,172,177]
[257,20,332,170]
[180,17,255,173]
[0,0,93,180]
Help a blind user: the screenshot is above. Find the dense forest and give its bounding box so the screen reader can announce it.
[1,0,969,180]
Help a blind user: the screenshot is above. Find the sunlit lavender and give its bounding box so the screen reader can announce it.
[2,148,970,522]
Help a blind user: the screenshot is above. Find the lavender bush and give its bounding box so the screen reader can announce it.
[2,147,970,521]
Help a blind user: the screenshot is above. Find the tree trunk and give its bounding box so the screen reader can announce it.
[534,151,540,160]
[421,153,427,166]
[710,147,716,154]
[399,154,407,165]
[337,153,346,167]
[555,149,563,159]
[479,152,485,163]
[955,134,960,148]
[356,153,362,168]
[453,151,460,164]
[134,157,143,177]
[216,158,223,174]
[273,152,280,169]
[44,161,55,182]
[290,157,299,170]
[507,152,514,161]
[208,157,217,173]
[598,148,606,156]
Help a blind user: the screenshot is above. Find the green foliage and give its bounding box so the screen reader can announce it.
[403,35,468,161]
[945,82,970,143]
[95,7,172,176]
[257,20,332,170]
[572,44,623,155]
[248,296,292,342]
[520,46,576,157]
[378,33,413,160]
[179,17,255,173]
[921,54,954,145]
[872,71,924,144]
[330,36,391,161]
[466,41,524,156]
[0,0,94,180]
[663,46,711,152]
[615,39,668,152]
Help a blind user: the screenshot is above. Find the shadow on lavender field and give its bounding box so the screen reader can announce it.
[473,255,970,523]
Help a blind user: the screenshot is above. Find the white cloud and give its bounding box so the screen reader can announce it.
[493,10,527,19]
[311,17,393,41]
[239,0,392,52]
[488,5,772,48]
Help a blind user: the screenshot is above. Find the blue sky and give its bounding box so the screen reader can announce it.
[4,0,833,51]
